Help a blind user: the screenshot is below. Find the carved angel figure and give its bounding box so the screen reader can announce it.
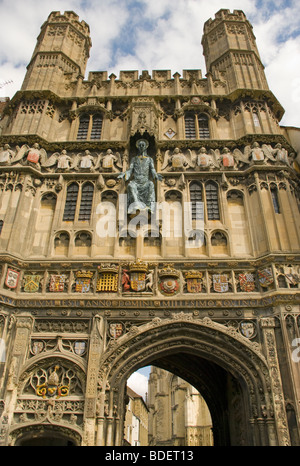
[0,144,17,165]
[11,143,47,169]
[220,147,235,168]
[41,149,73,171]
[232,146,252,167]
[161,147,195,171]
[99,149,122,172]
[270,143,289,165]
[197,147,220,169]
[79,150,95,170]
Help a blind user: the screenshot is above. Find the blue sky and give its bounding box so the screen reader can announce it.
[0,0,299,127]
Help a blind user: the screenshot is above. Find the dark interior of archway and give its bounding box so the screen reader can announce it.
[18,435,75,446]
[149,352,235,446]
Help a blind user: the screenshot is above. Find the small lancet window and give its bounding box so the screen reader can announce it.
[185,112,196,139]
[63,183,79,221]
[271,187,280,214]
[198,114,210,139]
[79,182,94,221]
[90,114,103,140]
[206,182,220,220]
[190,182,203,220]
[77,114,89,141]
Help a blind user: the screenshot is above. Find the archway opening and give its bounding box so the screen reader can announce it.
[15,428,78,446]
[123,349,250,447]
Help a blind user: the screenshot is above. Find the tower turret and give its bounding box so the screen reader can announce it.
[202,9,269,92]
[21,11,92,93]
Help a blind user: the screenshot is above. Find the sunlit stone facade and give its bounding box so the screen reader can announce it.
[0,9,299,446]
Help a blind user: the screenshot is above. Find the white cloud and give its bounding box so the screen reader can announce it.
[127,370,149,400]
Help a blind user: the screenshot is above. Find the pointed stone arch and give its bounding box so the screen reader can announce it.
[96,315,288,446]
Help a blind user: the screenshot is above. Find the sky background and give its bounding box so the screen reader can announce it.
[0,0,299,397]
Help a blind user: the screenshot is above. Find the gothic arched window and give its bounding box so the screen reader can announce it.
[205,182,220,220]
[79,182,94,221]
[184,112,210,139]
[77,114,90,140]
[63,183,79,221]
[198,114,210,139]
[185,112,196,139]
[190,182,203,220]
[270,187,280,214]
[77,113,103,141]
[90,114,103,140]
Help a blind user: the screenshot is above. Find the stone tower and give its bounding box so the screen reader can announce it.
[202,9,269,92]
[21,11,92,93]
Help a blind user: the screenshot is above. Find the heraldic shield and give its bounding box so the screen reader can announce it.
[5,268,20,289]
[238,272,255,292]
[127,260,149,292]
[23,274,42,293]
[185,271,203,293]
[158,265,180,296]
[258,268,274,287]
[213,274,229,293]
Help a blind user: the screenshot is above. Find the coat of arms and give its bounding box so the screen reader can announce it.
[285,273,300,285]
[222,150,235,168]
[258,268,273,287]
[36,365,69,399]
[74,341,86,356]
[96,264,119,292]
[129,260,149,292]
[185,271,203,293]
[75,271,93,293]
[5,268,20,289]
[213,274,229,293]
[49,274,67,292]
[158,265,180,296]
[109,323,124,339]
[23,274,42,293]
[240,322,256,339]
[238,272,255,292]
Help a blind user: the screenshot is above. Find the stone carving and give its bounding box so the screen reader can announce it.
[118,139,162,214]
[36,365,70,399]
[12,143,47,169]
[41,149,72,171]
[122,260,153,293]
[0,144,16,165]
[196,147,220,169]
[161,147,194,171]
[158,265,180,296]
[98,149,123,172]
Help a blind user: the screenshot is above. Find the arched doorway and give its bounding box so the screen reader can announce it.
[13,425,81,446]
[96,315,279,446]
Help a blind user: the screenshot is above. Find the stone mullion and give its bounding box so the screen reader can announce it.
[83,316,104,446]
[281,311,300,439]
[1,315,33,445]
[261,317,291,445]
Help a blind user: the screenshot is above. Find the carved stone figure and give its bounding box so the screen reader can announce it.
[42,149,72,171]
[161,147,194,171]
[80,150,95,169]
[271,143,289,165]
[197,147,219,169]
[100,149,122,172]
[12,143,47,169]
[118,139,162,214]
[221,147,235,168]
[0,144,16,165]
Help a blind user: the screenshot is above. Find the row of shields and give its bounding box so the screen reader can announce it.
[3,266,282,295]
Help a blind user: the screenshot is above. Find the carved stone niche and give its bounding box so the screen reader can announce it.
[129,99,159,137]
